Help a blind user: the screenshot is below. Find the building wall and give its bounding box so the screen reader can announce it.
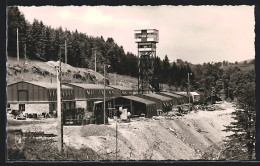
[8,82,48,102]
[10,103,50,114]
[61,101,76,110]
[76,101,87,109]
[121,90,134,96]
[10,104,19,110]
[8,82,74,103]
[157,93,179,105]
[192,95,200,102]
[138,95,163,110]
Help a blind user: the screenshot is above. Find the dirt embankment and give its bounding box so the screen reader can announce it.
[62,102,234,160]
[7,102,234,160]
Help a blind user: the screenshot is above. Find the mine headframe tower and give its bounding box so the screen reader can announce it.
[135,29,159,94]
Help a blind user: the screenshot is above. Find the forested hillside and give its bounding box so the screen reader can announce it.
[7,7,196,91]
[7,7,139,77]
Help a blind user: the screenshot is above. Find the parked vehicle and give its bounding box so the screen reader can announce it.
[181,105,190,114]
[206,106,215,111]
[172,106,179,112]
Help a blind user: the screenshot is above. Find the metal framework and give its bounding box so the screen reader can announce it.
[135,29,159,94]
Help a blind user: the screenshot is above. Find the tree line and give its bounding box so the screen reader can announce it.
[152,56,194,91]
[192,61,255,159]
[8,7,139,77]
[8,7,196,90]
[222,67,255,160]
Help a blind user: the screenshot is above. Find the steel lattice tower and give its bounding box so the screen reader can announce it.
[135,29,159,94]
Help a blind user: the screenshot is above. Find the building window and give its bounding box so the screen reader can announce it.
[19,104,25,111]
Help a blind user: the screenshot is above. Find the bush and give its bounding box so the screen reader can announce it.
[73,72,82,79]
[7,130,102,160]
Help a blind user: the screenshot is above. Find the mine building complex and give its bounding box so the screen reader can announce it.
[8,80,200,124]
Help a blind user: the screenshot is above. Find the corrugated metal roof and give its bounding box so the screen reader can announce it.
[121,96,155,105]
[159,92,183,98]
[8,81,72,89]
[108,85,133,91]
[172,92,189,97]
[141,93,172,101]
[68,83,114,90]
[190,92,200,96]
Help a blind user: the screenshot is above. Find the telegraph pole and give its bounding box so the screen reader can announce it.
[188,73,192,112]
[116,115,118,160]
[103,64,106,124]
[24,44,26,60]
[56,61,63,153]
[211,87,214,104]
[65,40,67,64]
[17,28,19,61]
[115,74,117,86]
[95,49,97,72]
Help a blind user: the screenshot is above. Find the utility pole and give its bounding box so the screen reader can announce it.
[65,40,67,64]
[228,87,229,100]
[56,61,63,153]
[211,87,213,104]
[24,44,26,60]
[116,115,118,160]
[188,73,192,112]
[115,73,117,86]
[103,64,106,125]
[95,49,97,72]
[17,28,19,61]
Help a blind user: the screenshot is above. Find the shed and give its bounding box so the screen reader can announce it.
[7,81,75,114]
[108,85,133,97]
[67,83,115,113]
[114,96,157,118]
[136,93,172,112]
[171,92,191,103]
[156,92,184,105]
[68,83,115,100]
[190,92,201,102]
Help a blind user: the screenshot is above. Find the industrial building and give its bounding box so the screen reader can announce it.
[136,93,172,112]
[171,92,191,103]
[156,92,184,105]
[190,92,201,102]
[108,85,133,97]
[8,80,171,124]
[113,96,157,118]
[7,81,75,115]
[67,83,116,112]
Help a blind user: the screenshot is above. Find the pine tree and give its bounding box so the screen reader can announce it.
[162,55,170,84]
[44,26,52,61]
[169,61,178,86]
[152,56,163,91]
[222,70,255,159]
[7,6,28,58]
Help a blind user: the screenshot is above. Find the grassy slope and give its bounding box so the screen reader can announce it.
[7,57,138,89]
[220,63,255,72]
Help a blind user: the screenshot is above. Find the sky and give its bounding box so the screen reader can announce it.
[18,6,255,64]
